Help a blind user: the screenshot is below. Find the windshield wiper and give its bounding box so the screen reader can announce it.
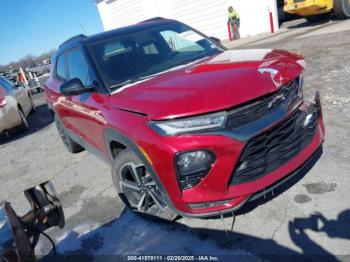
[110,79,141,90]
[110,73,163,90]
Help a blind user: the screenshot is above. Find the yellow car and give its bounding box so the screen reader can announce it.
[0,76,35,136]
[284,0,350,21]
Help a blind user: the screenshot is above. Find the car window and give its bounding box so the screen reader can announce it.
[88,22,223,90]
[160,30,205,53]
[103,41,131,59]
[56,55,68,80]
[68,49,92,86]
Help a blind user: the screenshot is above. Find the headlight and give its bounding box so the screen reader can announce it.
[175,150,216,190]
[298,74,304,99]
[148,112,227,136]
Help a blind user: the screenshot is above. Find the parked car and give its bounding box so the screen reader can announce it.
[45,18,325,221]
[0,77,35,136]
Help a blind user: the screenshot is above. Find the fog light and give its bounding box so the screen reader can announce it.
[188,199,233,209]
[176,150,215,190]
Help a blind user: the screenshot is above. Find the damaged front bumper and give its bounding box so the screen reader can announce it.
[172,92,325,218]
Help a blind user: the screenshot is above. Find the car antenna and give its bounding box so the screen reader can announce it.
[80,24,88,35]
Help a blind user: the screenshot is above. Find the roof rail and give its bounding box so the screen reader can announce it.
[139,17,167,24]
[59,34,87,48]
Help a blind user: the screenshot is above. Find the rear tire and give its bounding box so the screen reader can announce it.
[333,0,350,19]
[111,149,177,222]
[54,116,84,153]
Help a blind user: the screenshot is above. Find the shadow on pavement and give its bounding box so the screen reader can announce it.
[289,210,350,256]
[38,208,348,261]
[0,104,53,145]
[286,17,334,29]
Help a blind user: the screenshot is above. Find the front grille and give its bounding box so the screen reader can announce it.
[227,80,300,129]
[230,107,318,185]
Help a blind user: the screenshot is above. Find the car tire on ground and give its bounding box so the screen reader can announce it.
[18,107,29,132]
[111,149,177,222]
[54,115,84,153]
[333,0,350,19]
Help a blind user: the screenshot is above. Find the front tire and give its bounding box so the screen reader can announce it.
[333,0,350,19]
[54,116,84,153]
[111,149,177,222]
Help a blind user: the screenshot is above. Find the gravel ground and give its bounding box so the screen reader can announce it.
[1,19,349,261]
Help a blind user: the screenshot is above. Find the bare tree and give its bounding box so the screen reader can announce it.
[1,49,56,72]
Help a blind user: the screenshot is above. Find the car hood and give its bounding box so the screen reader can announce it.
[108,49,305,120]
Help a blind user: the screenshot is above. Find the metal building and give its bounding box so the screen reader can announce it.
[96,0,279,40]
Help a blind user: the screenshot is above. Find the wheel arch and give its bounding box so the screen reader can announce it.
[104,128,143,162]
[103,128,178,215]
[108,140,127,159]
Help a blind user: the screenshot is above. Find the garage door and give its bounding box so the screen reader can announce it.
[103,0,147,29]
[167,0,229,40]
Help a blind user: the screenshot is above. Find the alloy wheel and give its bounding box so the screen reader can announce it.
[119,162,169,217]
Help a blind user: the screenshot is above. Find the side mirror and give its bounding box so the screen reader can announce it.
[209,37,221,45]
[60,78,94,96]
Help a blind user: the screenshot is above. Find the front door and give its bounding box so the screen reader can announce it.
[63,49,108,154]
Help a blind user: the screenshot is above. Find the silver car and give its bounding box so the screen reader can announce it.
[0,76,35,135]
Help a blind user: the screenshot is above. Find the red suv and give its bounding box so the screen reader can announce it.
[45,18,324,220]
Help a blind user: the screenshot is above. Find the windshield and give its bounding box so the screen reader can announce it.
[88,22,224,90]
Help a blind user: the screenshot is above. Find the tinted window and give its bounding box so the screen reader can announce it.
[68,49,92,86]
[56,55,67,80]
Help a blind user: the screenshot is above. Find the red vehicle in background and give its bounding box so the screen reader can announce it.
[45,18,324,220]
